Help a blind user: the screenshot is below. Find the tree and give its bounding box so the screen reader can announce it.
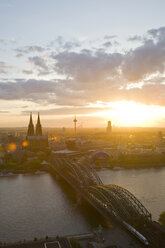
[159,211,165,226]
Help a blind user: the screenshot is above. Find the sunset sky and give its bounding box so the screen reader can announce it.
[1,0,165,127]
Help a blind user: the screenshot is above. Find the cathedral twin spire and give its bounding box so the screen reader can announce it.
[36,113,42,136]
[27,112,34,136]
[27,112,42,136]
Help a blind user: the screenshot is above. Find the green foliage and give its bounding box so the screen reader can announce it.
[159,211,165,226]
[21,158,42,170]
[6,162,18,168]
[0,157,44,172]
[34,237,38,241]
[45,235,49,240]
[70,238,82,248]
[0,161,19,170]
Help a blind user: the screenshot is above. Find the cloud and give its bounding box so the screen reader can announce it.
[22,69,33,75]
[0,77,118,106]
[9,37,16,43]
[15,45,45,55]
[127,35,143,42]
[147,27,165,40]
[50,27,165,106]
[28,56,48,70]
[0,79,56,102]
[0,39,6,45]
[104,35,117,40]
[0,38,16,45]
[22,106,110,116]
[0,77,165,109]
[50,36,81,51]
[102,41,112,48]
[118,83,165,106]
[62,41,81,50]
[53,50,123,87]
[48,36,82,51]
[0,61,11,74]
[16,53,23,58]
[122,28,165,81]
[2,27,165,109]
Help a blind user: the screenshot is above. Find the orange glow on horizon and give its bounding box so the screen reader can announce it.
[95,101,165,127]
[0,101,165,128]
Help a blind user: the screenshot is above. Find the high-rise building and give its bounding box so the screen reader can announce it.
[107,120,112,135]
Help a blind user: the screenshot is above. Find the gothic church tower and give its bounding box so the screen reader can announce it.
[27,112,35,136]
[36,113,42,136]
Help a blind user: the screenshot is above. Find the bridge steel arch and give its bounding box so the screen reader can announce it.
[77,162,103,186]
[104,185,151,221]
[90,184,152,224]
[52,156,152,226]
[98,185,131,221]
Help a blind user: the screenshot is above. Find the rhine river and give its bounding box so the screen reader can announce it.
[0,167,165,242]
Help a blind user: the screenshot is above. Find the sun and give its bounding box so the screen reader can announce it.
[96,101,165,127]
[112,101,153,126]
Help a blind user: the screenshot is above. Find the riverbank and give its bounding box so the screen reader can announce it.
[0,170,47,177]
[0,226,143,248]
[1,159,165,175]
[0,159,50,175]
[94,162,165,170]
[0,164,164,177]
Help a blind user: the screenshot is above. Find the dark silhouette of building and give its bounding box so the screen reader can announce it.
[26,113,48,151]
[36,113,42,136]
[107,120,112,135]
[27,112,35,136]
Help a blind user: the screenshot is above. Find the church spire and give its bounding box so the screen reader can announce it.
[36,112,42,136]
[30,112,33,124]
[27,112,34,136]
[37,112,41,124]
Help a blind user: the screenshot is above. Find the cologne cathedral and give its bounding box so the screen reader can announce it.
[26,113,48,151]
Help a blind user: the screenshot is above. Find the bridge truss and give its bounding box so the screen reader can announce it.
[52,156,152,226]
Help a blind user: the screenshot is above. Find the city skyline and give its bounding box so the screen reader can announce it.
[1,0,165,127]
